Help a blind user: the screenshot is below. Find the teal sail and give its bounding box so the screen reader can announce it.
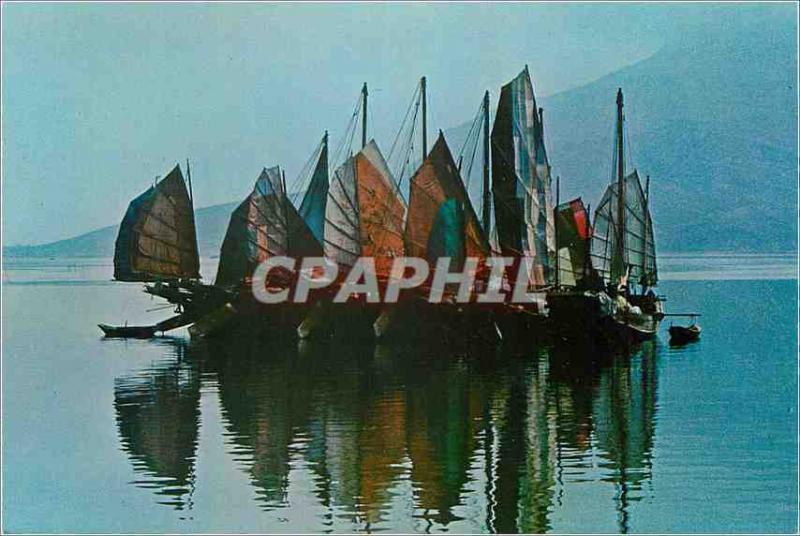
[426,198,467,271]
[298,136,329,245]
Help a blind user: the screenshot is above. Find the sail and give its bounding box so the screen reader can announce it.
[406,134,489,269]
[298,139,329,245]
[555,198,592,287]
[590,170,657,286]
[215,166,322,289]
[324,140,406,279]
[491,67,555,286]
[114,165,200,282]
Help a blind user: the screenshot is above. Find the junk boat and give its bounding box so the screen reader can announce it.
[547,89,664,346]
[99,163,228,338]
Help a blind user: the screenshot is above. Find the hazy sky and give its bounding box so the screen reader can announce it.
[2,2,794,245]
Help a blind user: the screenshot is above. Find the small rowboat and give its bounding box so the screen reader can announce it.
[98,324,156,339]
[669,323,701,344]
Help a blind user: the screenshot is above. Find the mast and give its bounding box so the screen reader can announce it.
[585,203,592,282]
[555,175,560,288]
[361,83,368,149]
[282,169,289,251]
[421,76,428,159]
[615,88,626,281]
[186,158,194,207]
[642,174,650,290]
[482,90,491,235]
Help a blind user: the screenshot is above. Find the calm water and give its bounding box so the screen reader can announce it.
[2,255,797,533]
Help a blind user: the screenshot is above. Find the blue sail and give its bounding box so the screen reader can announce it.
[298,139,329,245]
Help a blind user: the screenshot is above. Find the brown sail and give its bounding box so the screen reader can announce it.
[114,164,200,282]
[215,166,322,289]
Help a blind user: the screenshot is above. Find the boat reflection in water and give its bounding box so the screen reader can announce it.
[113,333,659,532]
[113,338,201,511]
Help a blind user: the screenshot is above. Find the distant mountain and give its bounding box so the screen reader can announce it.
[447,19,797,253]
[5,19,796,259]
[4,202,236,259]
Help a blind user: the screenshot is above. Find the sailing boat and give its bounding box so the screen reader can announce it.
[190,162,325,338]
[374,132,492,341]
[297,138,406,339]
[298,84,408,340]
[99,163,225,337]
[490,67,556,339]
[547,89,664,345]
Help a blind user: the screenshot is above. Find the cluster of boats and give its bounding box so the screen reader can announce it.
[100,67,694,348]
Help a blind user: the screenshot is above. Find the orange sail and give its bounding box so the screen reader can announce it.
[324,140,406,281]
[406,133,489,267]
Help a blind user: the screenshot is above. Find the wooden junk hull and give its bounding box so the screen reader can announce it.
[547,290,662,348]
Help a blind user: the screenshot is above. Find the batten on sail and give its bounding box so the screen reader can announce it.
[324,140,406,279]
[114,164,200,282]
[215,166,322,289]
[406,133,489,269]
[590,170,657,286]
[490,67,555,286]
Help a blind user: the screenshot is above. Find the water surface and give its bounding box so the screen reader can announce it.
[2,256,797,533]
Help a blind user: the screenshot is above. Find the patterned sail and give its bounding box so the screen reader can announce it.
[406,134,489,269]
[215,166,322,289]
[491,67,555,286]
[114,164,200,282]
[590,170,657,286]
[555,198,592,288]
[298,139,329,245]
[323,140,406,279]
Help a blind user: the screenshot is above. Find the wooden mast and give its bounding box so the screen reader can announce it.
[482,90,491,235]
[421,76,428,159]
[555,175,560,288]
[615,88,626,282]
[585,203,592,282]
[642,174,650,291]
[361,83,368,148]
[185,158,194,207]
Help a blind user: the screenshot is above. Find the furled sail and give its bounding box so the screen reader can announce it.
[323,140,406,279]
[215,166,322,289]
[590,170,657,287]
[114,164,200,282]
[298,137,329,245]
[490,67,556,286]
[555,198,592,288]
[406,133,489,269]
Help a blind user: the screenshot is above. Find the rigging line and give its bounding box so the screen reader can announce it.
[464,121,482,192]
[370,101,419,256]
[394,98,420,193]
[289,138,324,206]
[388,82,421,164]
[457,99,483,161]
[458,99,485,191]
[330,92,363,173]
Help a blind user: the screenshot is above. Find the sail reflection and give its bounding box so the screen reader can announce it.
[113,339,200,510]
[112,335,660,532]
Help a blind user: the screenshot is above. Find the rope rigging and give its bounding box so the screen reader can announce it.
[330,90,365,175]
[387,80,423,196]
